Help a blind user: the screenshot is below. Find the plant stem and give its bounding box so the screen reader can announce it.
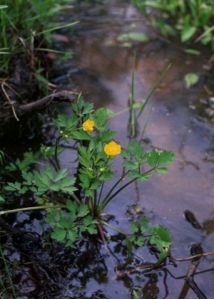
[129,55,137,138]
[137,62,172,119]
[0,204,62,216]
[101,221,128,235]
[103,178,137,208]
[174,251,214,262]
[101,171,129,206]
[71,193,80,204]
[102,167,156,208]
[97,182,104,205]
[54,136,60,171]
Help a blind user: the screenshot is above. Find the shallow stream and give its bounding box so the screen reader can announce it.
[1,0,214,298]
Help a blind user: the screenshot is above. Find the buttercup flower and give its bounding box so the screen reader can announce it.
[104,141,121,157]
[82,119,95,132]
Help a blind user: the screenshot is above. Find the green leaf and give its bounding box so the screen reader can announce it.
[86,225,97,235]
[67,230,78,244]
[146,149,175,167]
[51,229,66,241]
[93,107,110,129]
[66,200,77,214]
[54,169,68,182]
[149,225,172,255]
[127,141,144,162]
[146,150,160,167]
[118,32,149,42]
[99,130,116,142]
[130,222,139,233]
[139,172,151,181]
[99,170,114,181]
[71,130,91,141]
[78,205,89,217]
[184,73,199,88]
[79,173,91,189]
[181,26,196,42]
[158,150,175,165]
[123,160,139,171]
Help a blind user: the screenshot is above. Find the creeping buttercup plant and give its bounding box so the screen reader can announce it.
[0,96,175,261]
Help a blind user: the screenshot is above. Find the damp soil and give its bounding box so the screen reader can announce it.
[1,0,214,298]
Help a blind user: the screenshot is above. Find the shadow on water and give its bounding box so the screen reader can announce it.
[1,0,214,298]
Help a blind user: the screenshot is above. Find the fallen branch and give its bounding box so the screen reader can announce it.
[18,90,77,113]
[178,245,206,299]
[174,251,214,262]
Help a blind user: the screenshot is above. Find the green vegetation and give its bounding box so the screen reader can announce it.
[132,0,214,49]
[0,96,175,262]
[0,0,76,73]
[126,217,172,262]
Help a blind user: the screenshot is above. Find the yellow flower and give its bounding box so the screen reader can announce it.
[104,141,121,157]
[82,119,95,132]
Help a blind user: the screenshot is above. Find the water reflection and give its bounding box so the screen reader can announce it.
[54,0,214,297]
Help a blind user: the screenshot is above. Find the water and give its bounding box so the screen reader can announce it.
[1,0,214,298]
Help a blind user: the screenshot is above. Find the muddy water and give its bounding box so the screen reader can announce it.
[1,0,214,298]
[53,0,214,298]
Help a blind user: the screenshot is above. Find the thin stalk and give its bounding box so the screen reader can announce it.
[97,182,105,205]
[174,251,214,262]
[0,245,16,298]
[0,204,63,216]
[102,167,156,208]
[110,63,172,120]
[101,221,128,236]
[195,25,214,43]
[71,193,80,204]
[137,62,172,118]
[102,177,136,209]
[101,171,129,205]
[93,191,97,212]
[129,56,137,137]
[37,21,79,36]
[1,11,7,48]
[54,136,61,171]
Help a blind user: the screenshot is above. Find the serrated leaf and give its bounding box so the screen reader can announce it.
[93,108,110,129]
[127,141,144,162]
[66,200,77,214]
[67,230,78,243]
[78,205,89,217]
[51,229,66,241]
[123,160,139,171]
[71,130,91,140]
[99,130,116,142]
[130,222,139,233]
[54,169,68,182]
[158,151,175,165]
[86,225,97,235]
